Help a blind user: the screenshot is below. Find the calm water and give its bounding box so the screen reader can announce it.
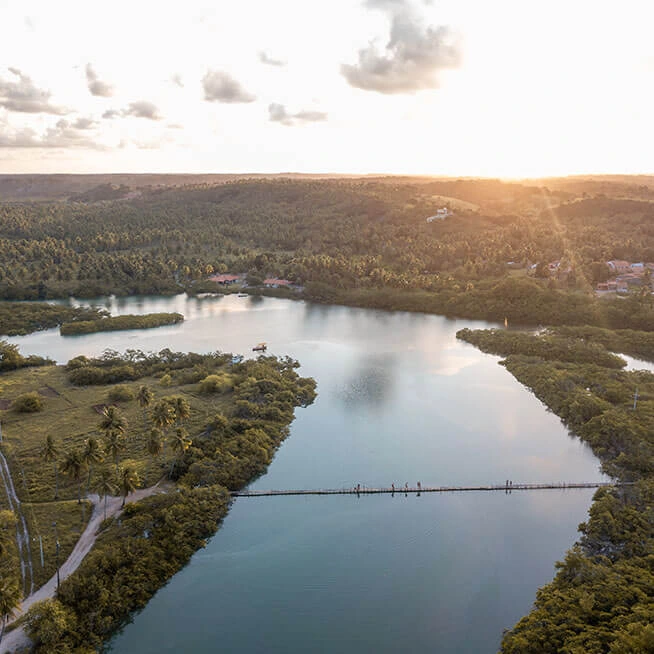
[9,295,604,653]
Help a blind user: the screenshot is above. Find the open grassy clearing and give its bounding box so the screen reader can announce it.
[0,365,232,504]
[21,499,91,589]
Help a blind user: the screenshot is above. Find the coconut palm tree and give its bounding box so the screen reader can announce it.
[103,432,126,473]
[60,449,87,504]
[118,466,140,508]
[168,427,191,477]
[82,437,104,493]
[146,428,163,460]
[170,396,191,426]
[151,399,175,434]
[93,467,118,520]
[40,435,60,500]
[98,406,127,439]
[0,576,20,645]
[136,385,154,431]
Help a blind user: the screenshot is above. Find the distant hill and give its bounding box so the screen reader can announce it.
[0,173,366,202]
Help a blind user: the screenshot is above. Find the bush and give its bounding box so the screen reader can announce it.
[107,385,134,402]
[159,373,172,387]
[199,374,232,394]
[13,392,43,413]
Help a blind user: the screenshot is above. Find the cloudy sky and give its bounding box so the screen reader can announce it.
[1,0,653,177]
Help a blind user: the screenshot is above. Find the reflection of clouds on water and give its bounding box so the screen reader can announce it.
[429,355,477,376]
[333,353,397,409]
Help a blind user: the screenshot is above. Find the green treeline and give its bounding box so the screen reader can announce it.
[65,348,229,385]
[0,302,106,336]
[0,340,53,372]
[23,351,316,651]
[456,328,626,368]
[59,312,183,335]
[304,277,654,330]
[457,329,654,652]
[1,179,654,326]
[549,325,654,362]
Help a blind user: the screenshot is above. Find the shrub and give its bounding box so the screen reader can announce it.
[199,374,232,394]
[13,392,43,413]
[107,385,134,402]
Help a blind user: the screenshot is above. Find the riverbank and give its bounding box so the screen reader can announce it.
[454,328,654,652]
[0,344,316,651]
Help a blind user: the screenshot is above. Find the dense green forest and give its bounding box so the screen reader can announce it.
[456,329,654,653]
[1,176,653,328]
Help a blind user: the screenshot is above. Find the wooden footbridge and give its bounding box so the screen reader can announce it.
[232,481,628,497]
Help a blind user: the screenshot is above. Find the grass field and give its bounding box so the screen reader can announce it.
[0,361,234,594]
[0,365,231,503]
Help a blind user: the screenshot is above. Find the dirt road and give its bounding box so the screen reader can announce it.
[0,484,165,653]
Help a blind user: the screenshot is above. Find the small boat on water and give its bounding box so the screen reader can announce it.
[237,293,248,297]
[252,342,267,352]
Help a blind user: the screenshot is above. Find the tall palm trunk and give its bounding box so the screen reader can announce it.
[53,462,58,500]
[0,615,6,645]
[104,493,108,520]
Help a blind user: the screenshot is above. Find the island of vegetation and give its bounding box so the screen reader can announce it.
[0,342,316,651]
[0,303,107,337]
[457,327,654,653]
[59,312,184,336]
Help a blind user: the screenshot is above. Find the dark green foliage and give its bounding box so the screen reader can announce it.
[59,312,183,335]
[0,303,105,336]
[0,340,53,372]
[550,325,654,362]
[65,348,231,386]
[12,392,44,413]
[457,328,626,368]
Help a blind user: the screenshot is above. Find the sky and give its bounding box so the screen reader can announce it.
[1,0,654,177]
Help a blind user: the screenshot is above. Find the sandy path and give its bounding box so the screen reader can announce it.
[0,484,165,653]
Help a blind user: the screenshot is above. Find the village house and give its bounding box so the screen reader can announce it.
[607,260,632,274]
[426,207,453,222]
[263,278,293,288]
[209,273,243,285]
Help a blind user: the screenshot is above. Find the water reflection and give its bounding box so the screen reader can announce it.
[6,294,606,654]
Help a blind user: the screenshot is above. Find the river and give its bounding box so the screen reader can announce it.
[8,294,606,653]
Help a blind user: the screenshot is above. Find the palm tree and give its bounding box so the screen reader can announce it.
[136,385,154,431]
[93,467,117,520]
[98,406,127,439]
[82,437,104,493]
[151,399,175,435]
[60,449,87,504]
[170,396,191,426]
[168,427,191,477]
[146,428,163,460]
[119,466,140,508]
[0,576,21,645]
[40,435,60,500]
[103,432,126,473]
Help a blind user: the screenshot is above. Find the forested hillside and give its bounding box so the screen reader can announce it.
[0,176,653,327]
